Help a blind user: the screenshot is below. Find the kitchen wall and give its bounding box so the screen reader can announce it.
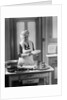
[42,17,57,63]
[5,19,11,61]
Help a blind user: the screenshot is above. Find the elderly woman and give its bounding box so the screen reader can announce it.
[19,30,34,57]
[18,30,35,67]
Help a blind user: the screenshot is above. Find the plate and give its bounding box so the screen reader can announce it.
[31,50,41,55]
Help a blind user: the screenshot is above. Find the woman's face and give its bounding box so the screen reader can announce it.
[20,31,29,42]
[24,34,29,41]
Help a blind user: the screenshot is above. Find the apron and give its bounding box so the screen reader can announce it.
[18,41,35,66]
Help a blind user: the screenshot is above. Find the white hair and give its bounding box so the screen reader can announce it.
[20,30,29,38]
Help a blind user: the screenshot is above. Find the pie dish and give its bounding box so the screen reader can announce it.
[31,50,41,55]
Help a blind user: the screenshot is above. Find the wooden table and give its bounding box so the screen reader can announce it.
[5,65,54,87]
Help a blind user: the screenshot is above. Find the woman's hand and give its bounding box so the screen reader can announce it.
[21,52,32,57]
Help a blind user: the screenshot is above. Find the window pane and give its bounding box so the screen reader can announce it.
[28,22,36,49]
[16,22,25,54]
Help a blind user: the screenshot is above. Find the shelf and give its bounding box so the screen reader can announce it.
[46,54,58,57]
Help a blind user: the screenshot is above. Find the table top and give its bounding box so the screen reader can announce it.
[5,64,54,75]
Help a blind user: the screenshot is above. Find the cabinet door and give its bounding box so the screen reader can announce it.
[49,57,57,80]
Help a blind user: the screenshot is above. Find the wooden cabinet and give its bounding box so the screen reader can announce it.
[46,54,57,84]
